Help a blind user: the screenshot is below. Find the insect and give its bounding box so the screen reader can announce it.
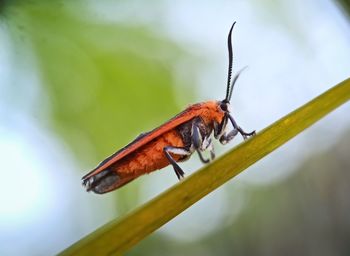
[82,22,255,194]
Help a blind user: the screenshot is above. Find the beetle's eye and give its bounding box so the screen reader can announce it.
[220,102,228,111]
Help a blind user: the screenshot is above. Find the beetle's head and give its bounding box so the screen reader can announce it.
[219,99,230,113]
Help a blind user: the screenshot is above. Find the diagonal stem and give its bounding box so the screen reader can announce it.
[59,78,350,256]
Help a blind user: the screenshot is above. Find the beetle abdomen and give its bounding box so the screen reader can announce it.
[116,129,185,175]
[83,169,120,194]
[83,129,186,193]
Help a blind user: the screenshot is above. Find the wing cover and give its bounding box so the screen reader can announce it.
[83,103,205,179]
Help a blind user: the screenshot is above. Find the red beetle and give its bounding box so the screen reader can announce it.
[82,22,255,194]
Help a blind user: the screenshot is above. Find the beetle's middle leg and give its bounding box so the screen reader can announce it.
[192,120,214,163]
[164,146,191,180]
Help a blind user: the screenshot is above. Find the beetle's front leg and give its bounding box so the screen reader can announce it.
[227,114,256,139]
[219,129,239,145]
[214,116,227,139]
[214,119,237,145]
[214,118,239,145]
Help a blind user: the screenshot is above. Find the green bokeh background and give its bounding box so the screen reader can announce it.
[1,1,350,255]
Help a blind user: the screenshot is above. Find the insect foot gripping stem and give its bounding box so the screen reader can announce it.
[82,169,120,194]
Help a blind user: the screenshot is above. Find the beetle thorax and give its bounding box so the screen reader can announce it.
[198,100,226,126]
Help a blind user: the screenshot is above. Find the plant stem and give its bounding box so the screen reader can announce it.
[60,78,350,256]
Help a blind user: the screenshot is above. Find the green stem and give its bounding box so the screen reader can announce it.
[60,78,350,256]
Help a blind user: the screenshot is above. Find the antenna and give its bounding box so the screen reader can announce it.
[228,66,247,101]
[225,21,236,102]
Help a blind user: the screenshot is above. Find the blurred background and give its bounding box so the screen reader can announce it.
[1,0,350,255]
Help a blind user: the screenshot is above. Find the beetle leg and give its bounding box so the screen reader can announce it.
[164,146,191,180]
[219,129,239,145]
[196,149,209,164]
[213,121,220,138]
[192,121,211,163]
[201,136,211,150]
[207,138,215,160]
[227,114,256,140]
[214,116,228,139]
[192,122,202,149]
[198,137,215,163]
[214,116,238,145]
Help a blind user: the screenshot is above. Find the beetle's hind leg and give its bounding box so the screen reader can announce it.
[164,146,191,180]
